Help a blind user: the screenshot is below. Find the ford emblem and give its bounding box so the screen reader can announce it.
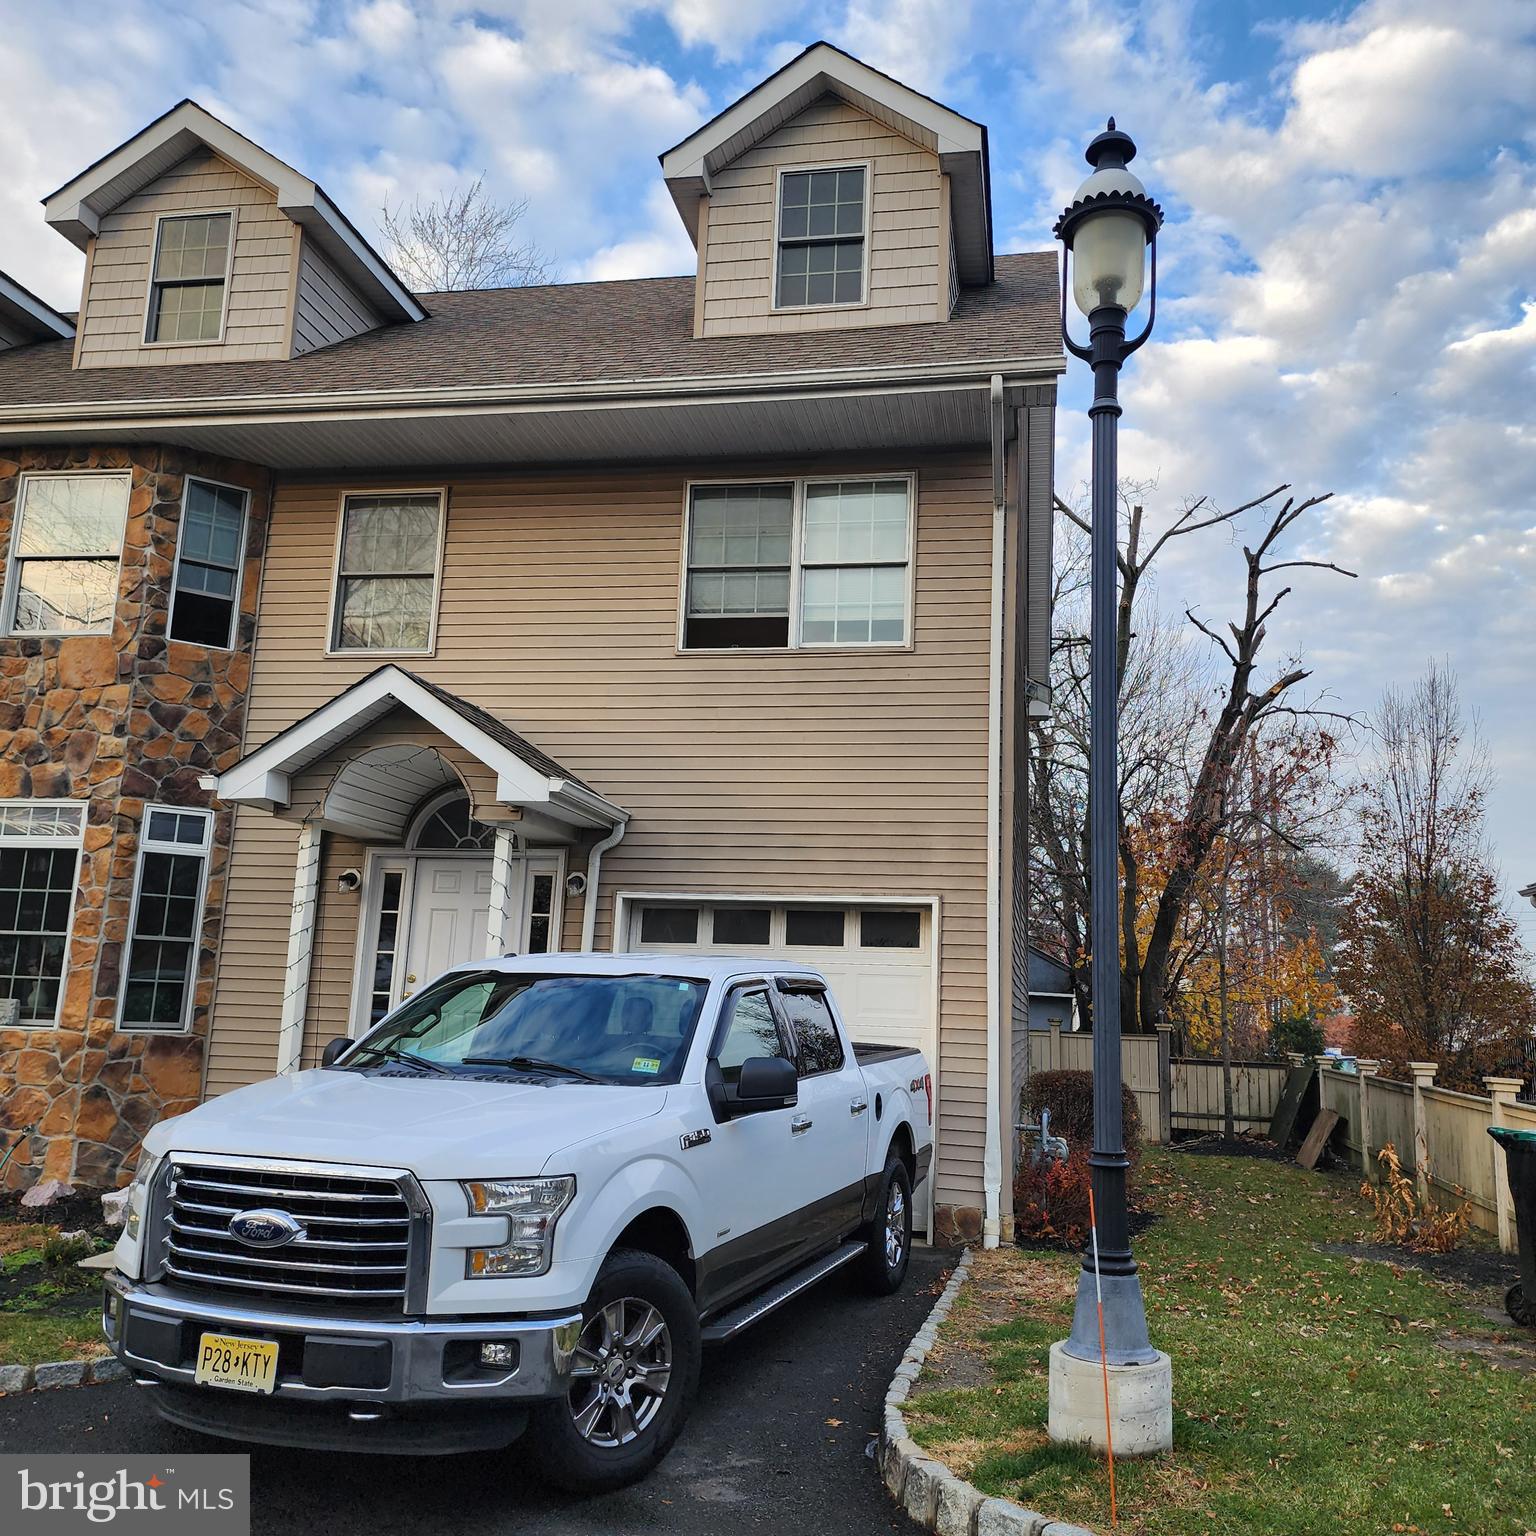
[228,1208,306,1248]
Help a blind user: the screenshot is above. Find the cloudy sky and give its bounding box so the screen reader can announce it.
[3,0,1533,937]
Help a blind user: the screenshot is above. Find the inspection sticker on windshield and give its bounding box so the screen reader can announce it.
[632,1056,661,1075]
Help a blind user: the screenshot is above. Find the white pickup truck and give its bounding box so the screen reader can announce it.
[105,953,932,1491]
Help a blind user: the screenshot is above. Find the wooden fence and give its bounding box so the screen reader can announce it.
[1319,1060,1533,1253]
[1025,1025,1286,1146]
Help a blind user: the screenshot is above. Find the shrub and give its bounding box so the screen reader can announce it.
[1022,1069,1143,1166]
[1014,1144,1094,1248]
[1362,1142,1473,1254]
[1270,1013,1325,1059]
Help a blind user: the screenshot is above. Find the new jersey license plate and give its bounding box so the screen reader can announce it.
[194,1331,279,1394]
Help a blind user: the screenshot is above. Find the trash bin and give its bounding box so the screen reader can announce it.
[1489,1126,1536,1327]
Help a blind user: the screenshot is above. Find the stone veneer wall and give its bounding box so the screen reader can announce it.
[0,444,269,1189]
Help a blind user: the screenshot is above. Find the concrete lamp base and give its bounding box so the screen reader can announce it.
[1047,1340,1173,1456]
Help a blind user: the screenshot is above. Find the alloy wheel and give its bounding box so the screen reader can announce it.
[885,1179,907,1268]
[567,1297,673,1446]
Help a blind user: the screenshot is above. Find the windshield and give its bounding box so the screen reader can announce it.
[337,970,709,1085]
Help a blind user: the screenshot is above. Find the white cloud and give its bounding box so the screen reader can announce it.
[579,183,698,279]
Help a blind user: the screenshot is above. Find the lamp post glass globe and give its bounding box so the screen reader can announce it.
[1070,208,1146,315]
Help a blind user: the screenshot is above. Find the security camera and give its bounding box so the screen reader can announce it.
[337,869,362,894]
[565,872,588,897]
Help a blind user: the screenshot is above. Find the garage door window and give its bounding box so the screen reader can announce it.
[784,908,844,947]
[640,906,698,944]
[712,907,770,945]
[861,909,921,948]
[780,987,843,1075]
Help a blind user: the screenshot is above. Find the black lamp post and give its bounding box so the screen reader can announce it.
[1053,121,1163,1372]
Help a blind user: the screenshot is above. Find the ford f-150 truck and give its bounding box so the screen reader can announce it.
[105,953,933,1491]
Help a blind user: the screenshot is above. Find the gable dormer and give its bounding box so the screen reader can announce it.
[42,100,423,369]
[662,42,992,338]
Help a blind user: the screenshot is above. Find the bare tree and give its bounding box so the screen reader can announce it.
[1338,661,1536,1085]
[1032,481,1355,1035]
[380,177,556,292]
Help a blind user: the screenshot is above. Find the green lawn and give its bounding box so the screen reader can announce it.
[905,1149,1536,1536]
[0,1224,110,1370]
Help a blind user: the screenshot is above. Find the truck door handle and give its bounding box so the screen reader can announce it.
[790,1114,812,1136]
[850,1098,868,1116]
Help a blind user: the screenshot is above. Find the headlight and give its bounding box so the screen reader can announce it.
[123,1148,162,1241]
[462,1176,574,1278]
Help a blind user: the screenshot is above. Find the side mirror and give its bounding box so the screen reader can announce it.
[734,1055,798,1113]
[321,1037,351,1068]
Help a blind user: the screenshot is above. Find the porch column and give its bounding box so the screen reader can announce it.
[486,827,518,955]
[1409,1061,1438,1204]
[1485,1075,1526,1254]
[1355,1060,1381,1180]
[275,822,322,1076]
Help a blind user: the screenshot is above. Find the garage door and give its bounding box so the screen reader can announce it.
[622,898,938,1226]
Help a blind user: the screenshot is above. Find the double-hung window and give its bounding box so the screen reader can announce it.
[330,491,445,653]
[4,473,129,636]
[776,167,867,308]
[169,478,248,648]
[120,808,213,1032]
[146,212,232,343]
[0,802,84,1028]
[683,476,912,650]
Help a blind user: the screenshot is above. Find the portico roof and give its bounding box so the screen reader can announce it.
[212,665,626,836]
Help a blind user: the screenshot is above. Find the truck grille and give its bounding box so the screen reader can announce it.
[161,1161,419,1311]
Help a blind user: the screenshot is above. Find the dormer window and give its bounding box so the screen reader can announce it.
[146,212,232,343]
[775,167,866,308]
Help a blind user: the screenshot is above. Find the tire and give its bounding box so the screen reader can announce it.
[528,1247,700,1493]
[859,1154,913,1295]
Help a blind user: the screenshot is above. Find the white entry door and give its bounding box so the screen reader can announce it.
[401,858,495,1000]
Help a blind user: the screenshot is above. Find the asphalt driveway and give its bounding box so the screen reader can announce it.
[0,1247,952,1535]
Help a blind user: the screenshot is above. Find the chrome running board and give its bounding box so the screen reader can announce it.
[700,1240,867,1343]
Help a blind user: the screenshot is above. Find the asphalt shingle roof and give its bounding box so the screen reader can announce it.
[0,252,1059,412]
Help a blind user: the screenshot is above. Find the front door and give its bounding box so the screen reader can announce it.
[401,858,494,1001]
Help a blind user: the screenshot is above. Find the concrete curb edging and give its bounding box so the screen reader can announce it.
[0,1357,127,1395]
[879,1250,1095,1536]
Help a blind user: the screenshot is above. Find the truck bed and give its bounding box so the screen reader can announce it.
[852,1041,922,1066]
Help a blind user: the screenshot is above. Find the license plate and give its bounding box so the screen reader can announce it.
[194,1332,279,1395]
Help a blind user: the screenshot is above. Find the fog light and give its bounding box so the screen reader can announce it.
[479,1342,518,1369]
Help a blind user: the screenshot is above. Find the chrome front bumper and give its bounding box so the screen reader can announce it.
[104,1270,583,1407]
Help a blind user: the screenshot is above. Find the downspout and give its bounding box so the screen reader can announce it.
[982,373,1007,1249]
[580,819,629,952]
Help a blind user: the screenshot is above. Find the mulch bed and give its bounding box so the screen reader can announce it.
[1174,1131,1296,1163]
[1320,1239,1520,1294]
[0,1190,116,1245]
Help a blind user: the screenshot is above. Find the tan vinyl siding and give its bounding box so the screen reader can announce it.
[292,236,383,357]
[76,147,294,368]
[697,97,945,338]
[207,451,997,1210]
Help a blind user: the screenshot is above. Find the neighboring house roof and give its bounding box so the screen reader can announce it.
[215,664,624,834]
[41,99,423,324]
[1028,946,1075,998]
[661,40,993,285]
[0,269,74,342]
[0,252,1058,414]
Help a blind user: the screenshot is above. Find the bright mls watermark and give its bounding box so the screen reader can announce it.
[4,1455,249,1535]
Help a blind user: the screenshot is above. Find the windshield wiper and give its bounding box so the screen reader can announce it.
[351,1042,454,1077]
[461,1054,600,1082]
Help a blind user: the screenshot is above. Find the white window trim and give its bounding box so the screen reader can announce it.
[141,207,239,348]
[0,799,86,1030]
[770,160,872,315]
[677,472,916,654]
[117,806,214,1035]
[167,474,250,651]
[325,487,448,658]
[2,470,131,639]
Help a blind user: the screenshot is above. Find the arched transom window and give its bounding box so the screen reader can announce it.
[407,793,496,852]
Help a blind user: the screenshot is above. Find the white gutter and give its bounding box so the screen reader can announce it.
[0,357,1065,433]
[982,373,1007,1249]
[581,820,629,953]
